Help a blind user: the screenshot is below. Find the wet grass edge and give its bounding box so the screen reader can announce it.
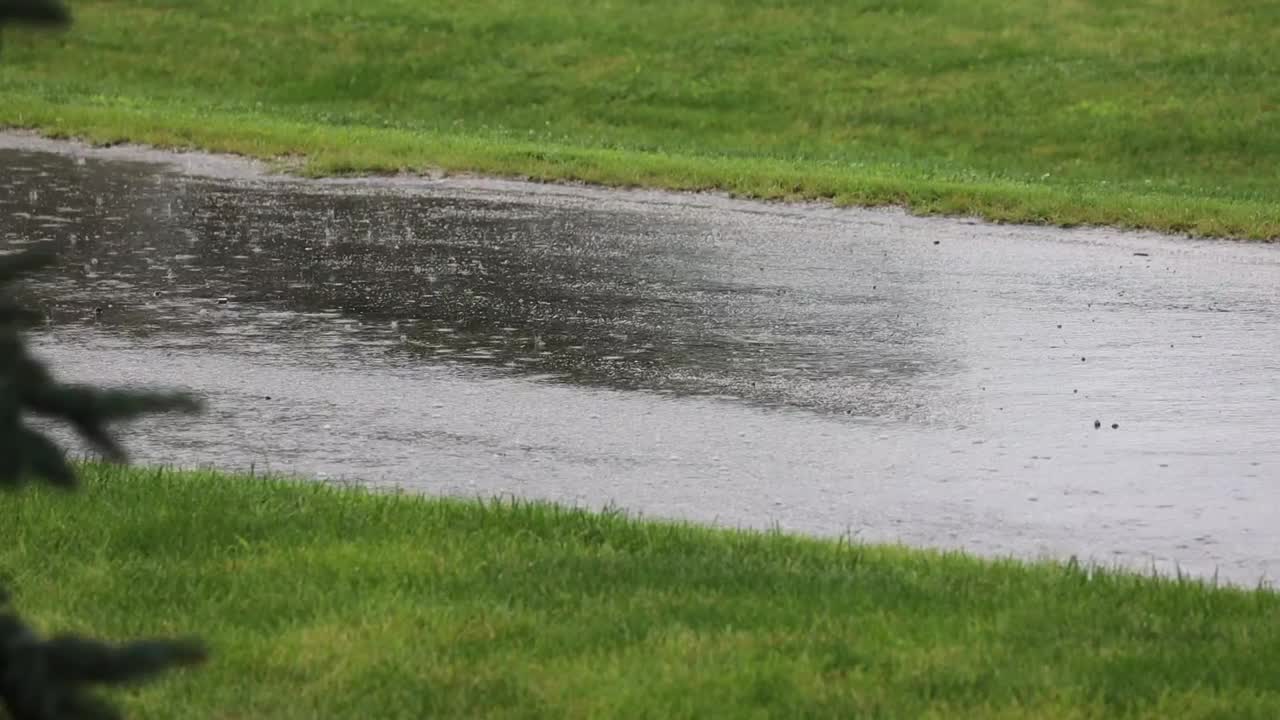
[3,462,1279,718]
[3,96,1278,242]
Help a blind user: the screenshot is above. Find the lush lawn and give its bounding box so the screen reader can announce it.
[2,1,1279,239]
[0,463,1278,718]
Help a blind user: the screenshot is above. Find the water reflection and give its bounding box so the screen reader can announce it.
[2,147,942,419]
[6,140,1280,585]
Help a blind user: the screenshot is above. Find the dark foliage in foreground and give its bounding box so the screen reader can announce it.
[0,250,201,488]
[0,0,68,53]
[0,0,67,26]
[0,0,66,28]
[1,248,206,720]
[0,609,206,720]
[2,6,209,712]
[0,0,66,26]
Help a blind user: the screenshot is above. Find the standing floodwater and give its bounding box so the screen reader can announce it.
[3,135,1279,585]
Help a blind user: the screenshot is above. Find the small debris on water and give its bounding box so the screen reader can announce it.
[1111,423,1119,429]
[1094,420,1102,429]
[933,240,940,245]
[1133,252,1150,257]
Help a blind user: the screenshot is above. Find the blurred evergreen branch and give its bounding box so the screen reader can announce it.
[2,5,210,714]
[1,248,207,720]
[0,607,206,720]
[0,0,69,28]
[0,249,203,489]
[0,0,69,54]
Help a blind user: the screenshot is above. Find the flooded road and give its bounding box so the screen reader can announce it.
[3,133,1279,585]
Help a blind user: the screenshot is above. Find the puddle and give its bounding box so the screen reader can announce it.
[3,138,1280,585]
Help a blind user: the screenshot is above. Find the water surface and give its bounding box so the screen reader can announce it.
[3,135,1278,584]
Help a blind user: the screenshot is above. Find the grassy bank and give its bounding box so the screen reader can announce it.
[2,1,1279,239]
[1,464,1278,718]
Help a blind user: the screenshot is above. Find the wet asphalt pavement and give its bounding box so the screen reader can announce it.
[2,133,1279,585]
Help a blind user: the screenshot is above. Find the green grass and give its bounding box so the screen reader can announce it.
[2,464,1279,718]
[1,1,1279,239]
